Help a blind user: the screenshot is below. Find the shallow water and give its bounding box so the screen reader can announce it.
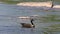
[0,2,60,34]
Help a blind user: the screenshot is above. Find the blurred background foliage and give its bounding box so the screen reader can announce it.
[0,0,60,4]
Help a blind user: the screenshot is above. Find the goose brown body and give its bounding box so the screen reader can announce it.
[20,23,35,28]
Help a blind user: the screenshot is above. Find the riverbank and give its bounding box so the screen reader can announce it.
[17,2,60,11]
[17,1,52,7]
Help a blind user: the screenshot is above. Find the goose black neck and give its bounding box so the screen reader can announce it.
[30,19,34,25]
[31,21,34,25]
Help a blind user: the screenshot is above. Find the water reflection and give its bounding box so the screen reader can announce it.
[43,22,60,34]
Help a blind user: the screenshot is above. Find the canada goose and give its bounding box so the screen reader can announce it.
[20,19,35,28]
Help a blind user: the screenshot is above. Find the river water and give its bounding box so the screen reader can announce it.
[0,2,60,34]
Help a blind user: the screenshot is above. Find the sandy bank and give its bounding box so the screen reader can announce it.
[17,1,52,7]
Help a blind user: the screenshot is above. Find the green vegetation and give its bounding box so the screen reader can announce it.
[0,0,20,4]
[4,1,20,4]
[0,0,51,2]
[0,0,60,4]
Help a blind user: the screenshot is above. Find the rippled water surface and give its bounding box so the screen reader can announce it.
[0,2,60,34]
